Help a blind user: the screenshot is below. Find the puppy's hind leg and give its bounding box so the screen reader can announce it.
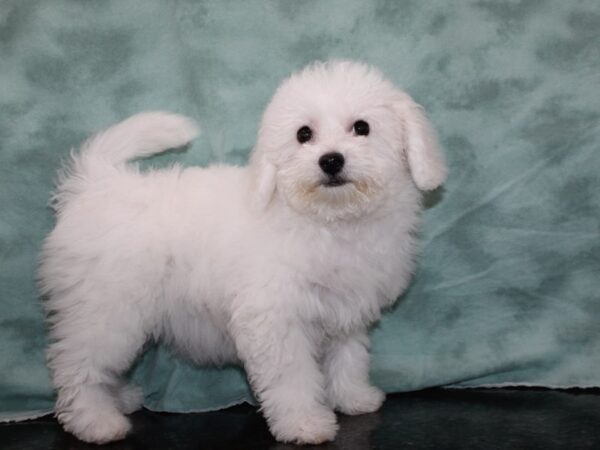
[47,287,150,444]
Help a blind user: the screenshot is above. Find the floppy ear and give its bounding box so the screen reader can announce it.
[394,93,447,191]
[249,150,277,212]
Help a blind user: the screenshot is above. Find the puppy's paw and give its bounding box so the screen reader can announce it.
[335,385,385,415]
[269,406,338,445]
[117,383,144,414]
[60,408,131,444]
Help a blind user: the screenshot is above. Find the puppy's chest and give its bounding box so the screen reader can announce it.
[304,233,407,324]
[323,224,403,275]
[314,244,384,285]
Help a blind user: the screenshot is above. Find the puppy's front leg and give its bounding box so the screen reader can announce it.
[323,329,385,415]
[230,304,338,445]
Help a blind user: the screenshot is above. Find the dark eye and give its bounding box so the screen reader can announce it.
[353,120,370,136]
[297,126,313,144]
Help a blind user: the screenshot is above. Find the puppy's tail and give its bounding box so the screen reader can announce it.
[78,111,199,167]
[52,112,199,210]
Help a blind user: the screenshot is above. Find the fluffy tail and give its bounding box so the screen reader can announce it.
[52,112,199,210]
[78,111,198,167]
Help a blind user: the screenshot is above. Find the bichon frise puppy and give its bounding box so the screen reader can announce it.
[39,60,446,445]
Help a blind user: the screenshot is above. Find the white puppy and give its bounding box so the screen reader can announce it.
[39,60,446,445]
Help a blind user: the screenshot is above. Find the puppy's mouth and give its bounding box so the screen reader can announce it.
[321,176,348,188]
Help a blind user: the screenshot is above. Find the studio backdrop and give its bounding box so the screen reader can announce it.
[1,0,599,421]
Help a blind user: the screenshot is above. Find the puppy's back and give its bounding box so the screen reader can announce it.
[50,112,198,213]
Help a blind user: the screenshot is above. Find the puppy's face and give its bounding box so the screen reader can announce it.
[251,61,447,221]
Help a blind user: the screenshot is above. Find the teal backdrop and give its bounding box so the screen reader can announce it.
[1,0,599,421]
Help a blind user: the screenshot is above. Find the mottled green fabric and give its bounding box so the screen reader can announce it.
[1,0,599,420]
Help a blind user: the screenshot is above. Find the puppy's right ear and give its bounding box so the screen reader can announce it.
[249,151,277,212]
[392,92,447,191]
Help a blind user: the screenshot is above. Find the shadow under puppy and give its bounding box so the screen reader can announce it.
[39,61,447,445]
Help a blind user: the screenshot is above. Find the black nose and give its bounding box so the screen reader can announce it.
[319,152,345,176]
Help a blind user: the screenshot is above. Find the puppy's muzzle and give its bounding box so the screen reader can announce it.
[319,152,347,187]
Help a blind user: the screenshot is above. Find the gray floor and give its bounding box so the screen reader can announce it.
[2,388,599,449]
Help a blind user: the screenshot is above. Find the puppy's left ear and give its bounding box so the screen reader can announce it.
[393,93,447,191]
[249,151,277,212]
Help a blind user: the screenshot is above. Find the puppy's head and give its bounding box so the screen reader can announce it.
[250,61,447,221]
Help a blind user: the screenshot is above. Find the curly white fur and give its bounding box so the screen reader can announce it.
[39,60,446,445]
